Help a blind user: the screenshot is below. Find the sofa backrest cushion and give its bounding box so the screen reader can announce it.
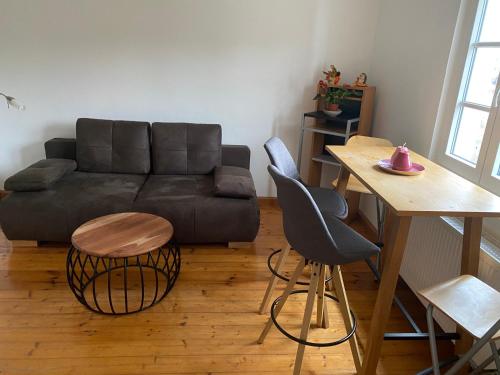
[76,118,151,174]
[152,123,222,175]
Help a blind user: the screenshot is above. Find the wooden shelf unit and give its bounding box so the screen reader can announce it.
[297,85,375,220]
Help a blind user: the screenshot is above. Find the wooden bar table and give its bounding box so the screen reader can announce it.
[326,145,500,375]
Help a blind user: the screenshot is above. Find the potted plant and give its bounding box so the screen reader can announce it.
[324,87,350,111]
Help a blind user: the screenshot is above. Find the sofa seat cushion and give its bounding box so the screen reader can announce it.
[151,123,222,175]
[0,172,146,242]
[0,188,70,242]
[76,118,151,174]
[132,175,211,241]
[194,195,260,243]
[4,159,77,191]
[59,172,147,233]
[132,174,259,243]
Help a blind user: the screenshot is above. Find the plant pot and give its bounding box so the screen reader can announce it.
[326,103,339,111]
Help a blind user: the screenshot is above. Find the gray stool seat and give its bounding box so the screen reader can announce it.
[264,136,348,219]
[306,186,348,219]
[321,214,380,265]
[273,162,381,268]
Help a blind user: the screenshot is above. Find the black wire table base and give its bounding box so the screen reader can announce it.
[267,249,333,286]
[270,290,357,347]
[66,242,181,315]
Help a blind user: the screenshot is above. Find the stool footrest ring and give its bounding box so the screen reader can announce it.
[270,289,357,347]
[267,249,333,286]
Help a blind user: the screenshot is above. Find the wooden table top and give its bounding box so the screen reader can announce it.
[327,145,500,217]
[71,212,174,258]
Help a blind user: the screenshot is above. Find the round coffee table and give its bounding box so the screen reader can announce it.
[66,212,180,315]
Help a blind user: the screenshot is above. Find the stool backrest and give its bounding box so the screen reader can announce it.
[268,164,341,264]
[264,137,300,181]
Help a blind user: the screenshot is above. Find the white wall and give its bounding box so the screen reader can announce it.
[359,0,461,224]
[0,0,378,196]
[368,0,461,153]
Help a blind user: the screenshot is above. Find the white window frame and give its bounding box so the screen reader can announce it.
[480,107,500,192]
[431,0,500,196]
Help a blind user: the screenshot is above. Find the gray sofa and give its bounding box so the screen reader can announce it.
[0,118,260,244]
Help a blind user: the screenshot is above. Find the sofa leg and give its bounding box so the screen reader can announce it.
[228,242,253,249]
[11,240,39,248]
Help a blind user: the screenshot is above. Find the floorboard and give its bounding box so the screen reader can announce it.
[0,202,453,374]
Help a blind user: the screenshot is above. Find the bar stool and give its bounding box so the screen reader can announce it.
[258,165,380,375]
[259,137,348,315]
[419,275,500,374]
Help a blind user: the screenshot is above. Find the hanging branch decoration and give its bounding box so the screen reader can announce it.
[0,92,26,110]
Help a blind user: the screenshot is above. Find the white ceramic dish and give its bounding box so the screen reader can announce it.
[323,110,342,117]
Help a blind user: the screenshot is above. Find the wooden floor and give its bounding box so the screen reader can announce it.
[0,201,453,375]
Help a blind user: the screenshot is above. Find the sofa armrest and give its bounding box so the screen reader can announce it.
[4,159,76,192]
[214,166,256,199]
[221,145,250,169]
[45,138,76,160]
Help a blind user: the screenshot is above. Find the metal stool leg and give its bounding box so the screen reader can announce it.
[258,257,305,344]
[259,244,291,314]
[446,320,500,375]
[426,305,441,375]
[470,345,500,374]
[293,262,321,375]
[489,341,500,371]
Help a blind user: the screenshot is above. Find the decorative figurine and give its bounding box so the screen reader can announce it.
[323,65,341,86]
[318,80,328,96]
[354,72,368,87]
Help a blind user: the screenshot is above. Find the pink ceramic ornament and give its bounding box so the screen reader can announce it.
[391,143,412,171]
[391,143,408,164]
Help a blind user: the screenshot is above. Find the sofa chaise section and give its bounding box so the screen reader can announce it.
[0,172,147,242]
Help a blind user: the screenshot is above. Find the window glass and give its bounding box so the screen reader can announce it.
[479,0,500,42]
[464,48,500,106]
[450,107,489,164]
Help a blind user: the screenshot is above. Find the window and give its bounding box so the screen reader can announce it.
[433,0,500,196]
